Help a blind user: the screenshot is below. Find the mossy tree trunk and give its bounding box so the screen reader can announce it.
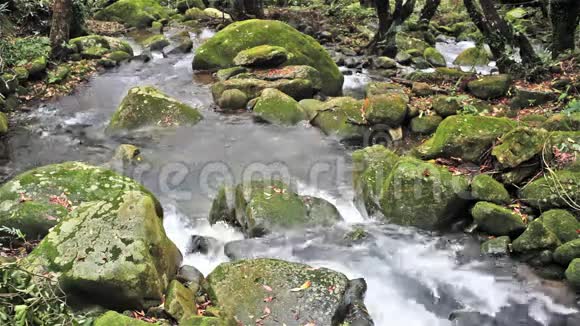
[419,0,441,22]
[549,0,579,58]
[369,0,416,57]
[49,0,72,59]
[463,0,541,78]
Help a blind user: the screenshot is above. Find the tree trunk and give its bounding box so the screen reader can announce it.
[549,0,579,57]
[419,0,441,22]
[49,0,72,59]
[369,0,416,57]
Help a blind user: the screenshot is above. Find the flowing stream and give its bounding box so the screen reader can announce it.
[1,30,578,326]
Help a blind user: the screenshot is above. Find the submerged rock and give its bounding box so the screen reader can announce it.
[107,86,203,132]
[471,202,526,237]
[252,88,307,125]
[192,19,343,95]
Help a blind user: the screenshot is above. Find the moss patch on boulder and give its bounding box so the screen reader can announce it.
[540,209,579,244]
[311,97,367,142]
[364,93,409,126]
[471,174,510,204]
[512,220,561,254]
[233,45,289,68]
[471,201,525,236]
[424,47,446,67]
[252,88,306,125]
[410,115,442,134]
[453,47,490,66]
[491,127,548,168]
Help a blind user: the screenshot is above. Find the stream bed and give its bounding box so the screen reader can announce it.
[1,30,578,326]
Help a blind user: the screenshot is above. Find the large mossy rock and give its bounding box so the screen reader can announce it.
[471,201,526,236]
[467,74,512,99]
[192,19,343,95]
[491,127,548,168]
[519,169,580,210]
[424,47,446,67]
[416,115,516,163]
[512,219,561,254]
[565,258,580,288]
[453,47,490,66]
[165,280,196,321]
[107,86,202,132]
[95,0,173,28]
[540,209,579,244]
[471,174,510,204]
[205,258,351,325]
[141,34,170,51]
[69,35,133,59]
[93,311,152,326]
[432,95,460,117]
[352,145,400,217]
[0,162,160,240]
[364,81,406,97]
[233,45,289,68]
[410,115,443,134]
[23,190,182,309]
[311,97,366,141]
[252,88,307,125]
[554,239,580,266]
[212,77,314,102]
[379,157,470,230]
[209,180,342,237]
[364,93,409,127]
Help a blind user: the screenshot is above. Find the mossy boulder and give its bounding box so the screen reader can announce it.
[0,112,8,134]
[481,236,511,256]
[410,115,443,134]
[209,180,342,237]
[471,174,510,204]
[93,311,152,326]
[299,98,324,120]
[69,35,133,58]
[432,95,460,117]
[518,169,580,210]
[165,280,196,321]
[379,157,470,230]
[453,47,490,66]
[541,112,580,131]
[540,209,580,244]
[554,239,580,266]
[565,258,580,288]
[491,127,548,168]
[183,7,205,21]
[374,56,397,69]
[424,47,446,67]
[13,66,29,81]
[216,66,247,81]
[205,258,352,325]
[311,97,367,142]
[467,74,512,99]
[471,201,526,236]
[0,162,160,240]
[364,93,409,127]
[107,86,202,132]
[233,45,289,68]
[108,50,132,63]
[407,67,475,83]
[176,0,205,13]
[95,0,173,28]
[192,19,343,95]
[352,145,400,217]
[364,82,405,97]
[141,34,170,51]
[23,190,182,309]
[202,8,232,20]
[47,65,71,84]
[211,78,315,102]
[510,88,556,109]
[252,88,307,125]
[216,89,248,110]
[512,220,561,254]
[233,65,323,92]
[25,56,48,79]
[416,115,516,163]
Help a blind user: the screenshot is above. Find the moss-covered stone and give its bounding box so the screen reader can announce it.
[410,114,441,134]
[141,34,169,51]
[471,174,510,204]
[233,65,323,93]
[453,47,490,66]
[481,236,511,255]
[364,82,405,97]
[471,201,525,236]
[47,65,71,84]
[252,88,306,125]
[565,258,580,288]
[432,95,460,117]
[211,78,314,102]
[13,66,29,81]
[108,50,132,63]
[554,239,580,266]
[216,89,248,110]
[23,190,182,309]
[491,127,548,168]
[424,47,446,67]
[541,112,580,131]
[364,93,409,127]
[311,97,367,142]
[183,7,205,21]
[165,280,196,321]
[416,115,516,163]
[0,112,8,134]
[26,56,47,79]
[192,19,343,95]
[407,67,474,83]
[512,220,561,254]
[95,0,173,28]
[510,88,556,109]
[233,45,289,68]
[69,35,133,58]
[216,66,247,81]
[107,86,202,132]
[352,145,400,217]
[379,157,470,230]
[299,98,324,120]
[411,56,431,69]
[206,258,350,325]
[202,8,232,20]
[374,56,397,69]
[540,209,579,244]
[0,162,161,240]
[109,144,142,169]
[467,74,512,99]
[93,311,152,326]
[412,82,434,96]
[519,169,580,210]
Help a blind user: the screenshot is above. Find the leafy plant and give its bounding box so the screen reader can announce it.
[562,98,580,115]
[0,36,51,69]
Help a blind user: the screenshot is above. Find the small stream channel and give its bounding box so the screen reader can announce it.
[0,29,578,326]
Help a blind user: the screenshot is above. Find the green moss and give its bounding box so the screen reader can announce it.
[541,112,580,131]
[141,34,169,51]
[565,258,580,288]
[216,67,247,81]
[69,35,133,57]
[471,201,525,236]
[512,220,561,253]
[407,67,474,83]
[554,239,580,266]
[0,112,8,134]
[471,174,510,205]
[416,115,516,163]
[13,66,29,81]
[233,45,289,67]
[26,56,47,78]
[311,97,367,141]
[467,74,512,99]
[47,65,71,84]
[519,169,580,210]
[93,311,152,326]
[211,78,314,102]
[379,157,470,230]
[432,96,460,117]
[424,47,446,67]
[252,88,306,125]
[165,280,196,321]
[216,89,248,110]
[180,316,225,326]
[410,115,443,134]
[108,50,132,63]
[106,86,203,132]
[540,209,580,244]
[192,19,343,95]
[364,93,409,126]
[299,98,324,120]
[94,0,174,28]
[491,127,548,168]
[453,47,490,66]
